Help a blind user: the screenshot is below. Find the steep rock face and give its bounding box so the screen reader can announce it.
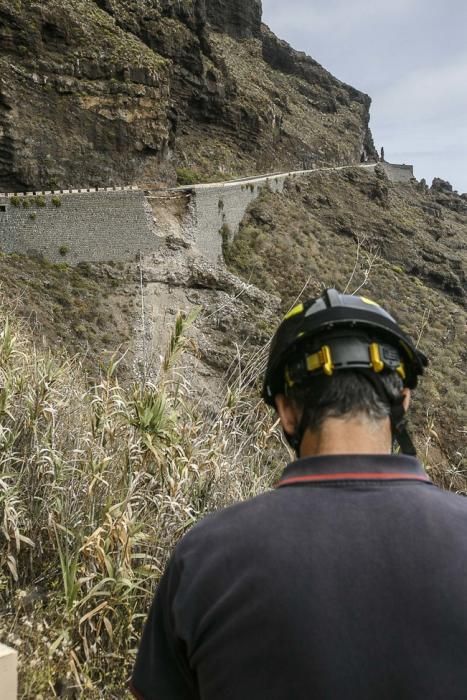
[260,26,376,159]
[0,0,171,191]
[179,28,375,177]
[0,0,375,190]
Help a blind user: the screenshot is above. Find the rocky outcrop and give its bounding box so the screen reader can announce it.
[431,178,453,193]
[261,26,366,108]
[205,0,262,38]
[261,25,376,162]
[430,178,467,214]
[0,0,376,190]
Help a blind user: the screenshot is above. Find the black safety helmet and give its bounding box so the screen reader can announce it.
[263,288,428,455]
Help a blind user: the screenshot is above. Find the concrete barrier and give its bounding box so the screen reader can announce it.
[0,644,17,699]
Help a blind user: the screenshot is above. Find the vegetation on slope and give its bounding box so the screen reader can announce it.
[0,302,285,696]
[0,254,139,378]
[225,167,466,481]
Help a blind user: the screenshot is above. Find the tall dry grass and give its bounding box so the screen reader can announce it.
[0,308,286,697]
[1,293,463,698]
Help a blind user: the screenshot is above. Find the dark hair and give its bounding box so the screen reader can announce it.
[287,371,404,432]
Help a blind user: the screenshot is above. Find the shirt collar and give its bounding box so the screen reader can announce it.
[276,454,431,488]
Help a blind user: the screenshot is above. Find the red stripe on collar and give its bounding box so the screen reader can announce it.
[129,683,146,700]
[277,472,431,488]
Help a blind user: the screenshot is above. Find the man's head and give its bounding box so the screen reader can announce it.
[262,289,428,457]
[274,370,411,457]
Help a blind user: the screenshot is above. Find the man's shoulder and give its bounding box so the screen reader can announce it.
[424,483,467,513]
[176,489,279,556]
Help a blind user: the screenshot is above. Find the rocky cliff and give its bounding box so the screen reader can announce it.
[0,0,171,191]
[0,0,376,190]
[205,0,262,38]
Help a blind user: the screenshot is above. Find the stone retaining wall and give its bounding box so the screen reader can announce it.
[0,190,159,264]
[380,163,414,183]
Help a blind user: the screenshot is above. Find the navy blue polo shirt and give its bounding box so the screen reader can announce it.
[131,454,467,699]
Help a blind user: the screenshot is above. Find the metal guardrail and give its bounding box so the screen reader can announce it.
[0,186,140,198]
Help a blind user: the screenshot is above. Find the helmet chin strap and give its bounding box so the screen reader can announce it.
[285,408,310,457]
[388,396,417,456]
[284,373,417,458]
[354,372,417,456]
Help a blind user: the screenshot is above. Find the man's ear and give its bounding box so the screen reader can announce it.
[275,394,301,435]
[401,388,411,413]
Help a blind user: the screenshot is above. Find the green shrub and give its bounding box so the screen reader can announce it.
[219,223,232,257]
[22,198,31,209]
[72,323,86,337]
[35,195,46,208]
[176,167,200,186]
[52,195,62,207]
[59,245,69,256]
[10,195,21,207]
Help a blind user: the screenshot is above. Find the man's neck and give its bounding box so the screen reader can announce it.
[300,415,392,458]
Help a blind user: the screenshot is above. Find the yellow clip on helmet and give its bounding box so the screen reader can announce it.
[262,288,428,407]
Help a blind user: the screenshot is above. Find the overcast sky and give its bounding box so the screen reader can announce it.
[262,0,467,193]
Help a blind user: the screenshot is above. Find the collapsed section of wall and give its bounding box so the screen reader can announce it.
[0,190,159,264]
